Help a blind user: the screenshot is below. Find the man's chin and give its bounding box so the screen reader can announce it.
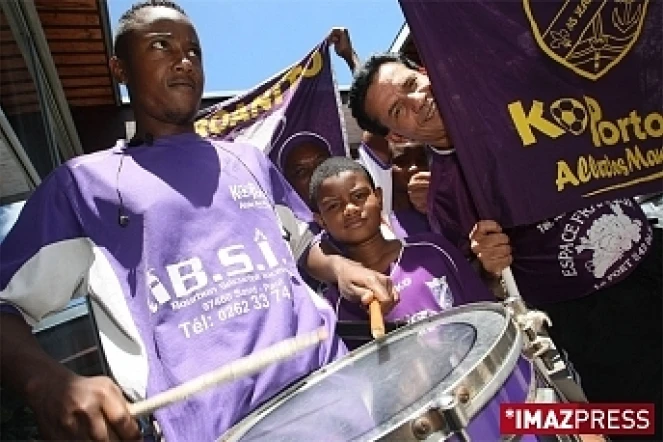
[164,108,198,126]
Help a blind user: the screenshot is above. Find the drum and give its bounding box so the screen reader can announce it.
[220,302,563,441]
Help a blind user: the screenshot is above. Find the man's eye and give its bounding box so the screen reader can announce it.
[152,40,167,50]
[188,47,202,58]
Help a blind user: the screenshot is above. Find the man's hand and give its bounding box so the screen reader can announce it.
[29,372,140,441]
[334,259,399,315]
[407,171,430,214]
[470,220,513,276]
[328,27,359,73]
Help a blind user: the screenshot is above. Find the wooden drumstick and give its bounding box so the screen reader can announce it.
[369,299,385,339]
[128,327,328,418]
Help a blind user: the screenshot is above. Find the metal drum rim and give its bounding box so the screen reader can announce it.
[220,301,524,442]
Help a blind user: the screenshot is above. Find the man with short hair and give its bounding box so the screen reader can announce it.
[350,52,662,441]
[0,3,397,441]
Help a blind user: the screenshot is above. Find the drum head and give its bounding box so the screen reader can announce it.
[222,302,521,441]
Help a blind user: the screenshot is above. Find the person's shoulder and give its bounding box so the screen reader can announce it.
[206,138,271,165]
[64,143,120,169]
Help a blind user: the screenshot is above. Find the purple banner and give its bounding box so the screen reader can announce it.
[195,40,348,170]
[399,0,662,227]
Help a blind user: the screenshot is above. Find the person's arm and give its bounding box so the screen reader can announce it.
[0,170,139,441]
[305,242,398,314]
[1,313,140,441]
[469,220,513,277]
[328,27,361,74]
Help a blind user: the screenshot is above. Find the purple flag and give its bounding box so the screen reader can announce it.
[399,0,662,227]
[195,40,348,169]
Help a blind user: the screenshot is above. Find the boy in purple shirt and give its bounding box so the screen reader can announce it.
[309,157,493,348]
[0,3,397,441]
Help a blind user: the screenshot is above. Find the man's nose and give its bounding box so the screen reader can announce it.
[408,91,427,112]
[343,202,360,216]
[174,53,193,72]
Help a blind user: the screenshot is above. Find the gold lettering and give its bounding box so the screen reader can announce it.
[508,100,565,146]
[282,65,303,88]
[302,52,323,77]
[578,157,591,183]
[626,145,651,171]
[557,160,580,191]
[250,93,273,118]
[616,117,631,143]
[630,110,647,140]
[598,121,620,146]
[584,96,603,147]
[644,112,663,138]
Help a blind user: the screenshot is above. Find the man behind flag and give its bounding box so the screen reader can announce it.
[349,52,661,440]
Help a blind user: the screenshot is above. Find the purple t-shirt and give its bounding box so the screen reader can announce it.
[427,149,654,305]
[322,233,494,323]
[0,133,345,441]
[388,209,431,239]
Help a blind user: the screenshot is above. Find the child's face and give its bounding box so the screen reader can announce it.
[391,144,429,192]
[283,143,331,201]
[315,171,383,245]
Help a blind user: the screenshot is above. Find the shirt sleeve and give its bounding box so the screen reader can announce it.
[0,167,94,326]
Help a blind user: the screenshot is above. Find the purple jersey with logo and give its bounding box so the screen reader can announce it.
[427,149,653,305]
[322,233,494,323]
[0,133,345,441]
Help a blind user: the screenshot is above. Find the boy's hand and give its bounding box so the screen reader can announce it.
[335,259,399,315]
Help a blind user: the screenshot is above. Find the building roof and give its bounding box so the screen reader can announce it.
[0,0,119,115]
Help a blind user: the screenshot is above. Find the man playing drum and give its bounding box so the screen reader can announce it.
[0,2,398,441]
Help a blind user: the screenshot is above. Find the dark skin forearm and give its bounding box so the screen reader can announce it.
[0,314,73,406]
[305,242,345,284]
[343,51,361,74]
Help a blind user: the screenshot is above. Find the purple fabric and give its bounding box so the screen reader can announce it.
[322,233,494,323]
[0,304,21,316]
[506,198,654,306]
[399,0,663,227]
[196,40,348,169]
[426,150,480,257]
[0,133,345,441]
[388,209,430,238]
[424,150,653,304]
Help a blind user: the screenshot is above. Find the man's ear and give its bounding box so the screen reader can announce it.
[374,187,383,210]
[109,56,128,85]
[313,213,326,230]
[386,132,410,145]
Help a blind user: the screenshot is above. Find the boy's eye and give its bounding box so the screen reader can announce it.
[187,47,202,58]
[152,40,167,50]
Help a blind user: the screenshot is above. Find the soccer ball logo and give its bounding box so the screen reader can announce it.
[549,98,588,135]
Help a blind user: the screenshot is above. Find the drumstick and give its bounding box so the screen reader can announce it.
[369,299,385,339]
[128,327,328,418]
